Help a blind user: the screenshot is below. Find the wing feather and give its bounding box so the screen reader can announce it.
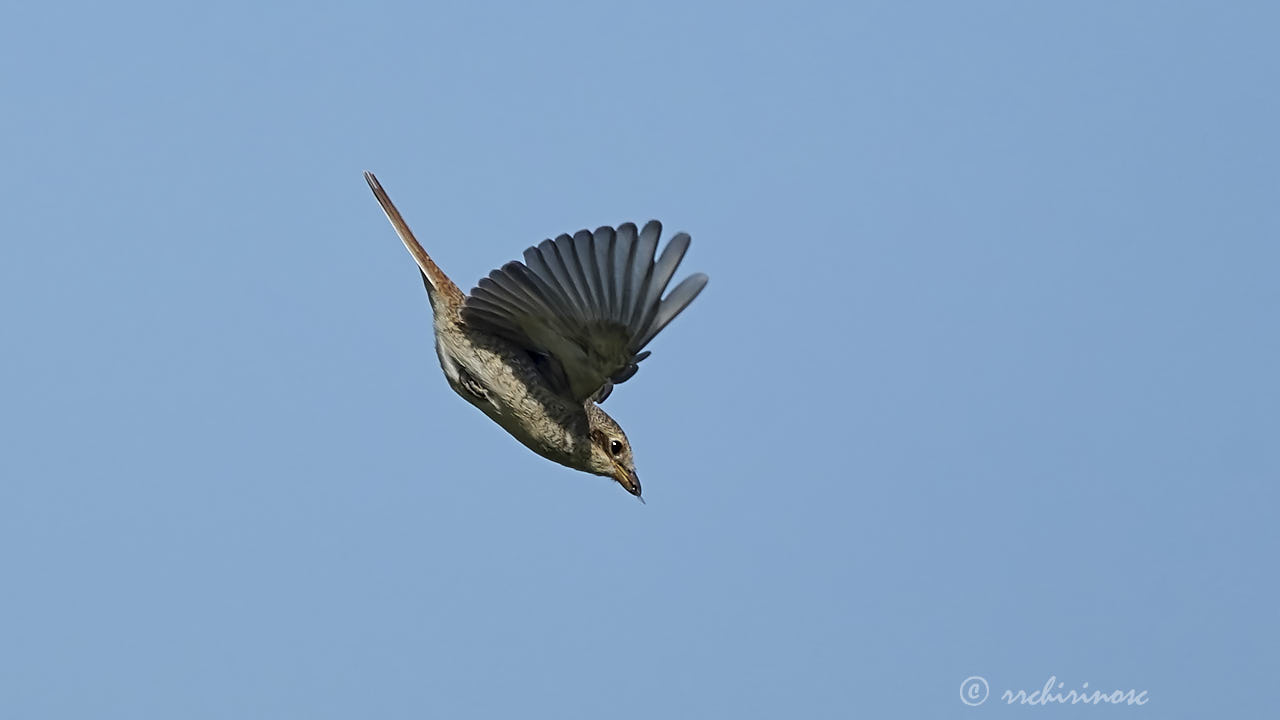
[570,230,603,324]
[461,221,707,402]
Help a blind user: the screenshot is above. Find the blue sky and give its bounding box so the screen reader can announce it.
[2,1,1276,717]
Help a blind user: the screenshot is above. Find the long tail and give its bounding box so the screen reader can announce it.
[363,172,465,305]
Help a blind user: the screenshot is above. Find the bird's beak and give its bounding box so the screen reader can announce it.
[613,464,642,499]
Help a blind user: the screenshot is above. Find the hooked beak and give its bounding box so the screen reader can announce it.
[613,464,642,500]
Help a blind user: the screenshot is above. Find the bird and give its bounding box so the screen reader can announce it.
[363,172,708,500]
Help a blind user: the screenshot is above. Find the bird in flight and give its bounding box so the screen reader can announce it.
[364,172,708,500]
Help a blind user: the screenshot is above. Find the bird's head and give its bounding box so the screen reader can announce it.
[585,404,641,499]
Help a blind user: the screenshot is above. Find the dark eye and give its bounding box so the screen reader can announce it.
[609,439,624,456]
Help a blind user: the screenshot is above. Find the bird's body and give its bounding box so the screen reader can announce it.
[364,173,707,498]
[432,298,594,470]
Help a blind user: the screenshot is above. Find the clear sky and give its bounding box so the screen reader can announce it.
[2,1,1276,717]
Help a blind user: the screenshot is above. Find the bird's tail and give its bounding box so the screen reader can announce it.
[364,172,465,306]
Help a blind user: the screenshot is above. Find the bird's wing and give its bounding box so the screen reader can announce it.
[461,221,707,404]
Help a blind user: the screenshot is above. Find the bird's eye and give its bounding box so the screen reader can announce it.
[609,439,624,456]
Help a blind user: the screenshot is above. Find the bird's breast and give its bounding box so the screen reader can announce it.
[435,326,589,470]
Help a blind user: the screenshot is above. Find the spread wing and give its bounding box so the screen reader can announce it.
[461,220,707,404]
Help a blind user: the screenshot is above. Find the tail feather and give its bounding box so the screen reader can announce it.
[364,172,464,306]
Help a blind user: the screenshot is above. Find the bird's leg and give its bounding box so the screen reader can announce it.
[456,366,489,401]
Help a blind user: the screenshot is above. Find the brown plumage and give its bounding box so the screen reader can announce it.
[364,172,707,499]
